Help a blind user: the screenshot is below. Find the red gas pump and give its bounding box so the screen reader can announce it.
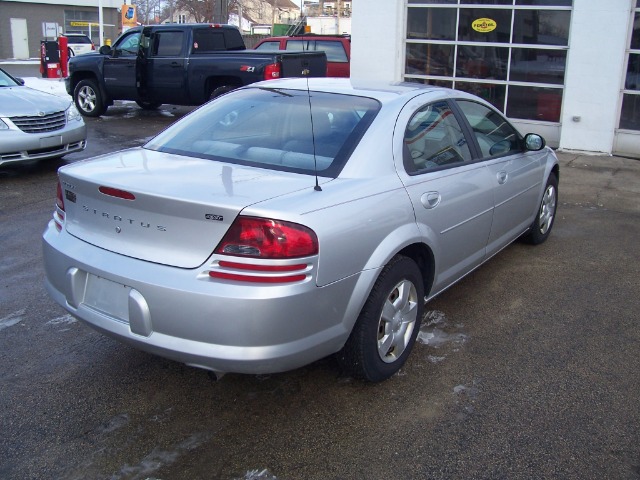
[58,35,69,77]
[39,40,61,78]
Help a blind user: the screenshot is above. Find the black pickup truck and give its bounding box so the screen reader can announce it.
[66,24,327,117]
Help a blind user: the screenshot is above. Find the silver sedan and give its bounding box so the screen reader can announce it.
[43,78,558,382]
[0,68,86,166]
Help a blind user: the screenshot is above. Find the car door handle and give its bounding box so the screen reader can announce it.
[421,192,441,209]
[497,171,508,184]
[171,62,181,68]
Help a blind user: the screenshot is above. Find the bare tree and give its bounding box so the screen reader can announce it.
[133,0,164,24]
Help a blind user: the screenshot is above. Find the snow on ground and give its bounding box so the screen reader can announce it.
[22,77,71,100]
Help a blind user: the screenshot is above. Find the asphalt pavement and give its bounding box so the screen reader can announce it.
[1,98,639,479]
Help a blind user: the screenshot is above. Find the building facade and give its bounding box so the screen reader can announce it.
[352,0,640,157]
[0,0,121,59]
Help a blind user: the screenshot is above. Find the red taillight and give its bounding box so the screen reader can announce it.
[91,44,95,50]
[54,181,65,232]
[215,216,318,259]
[264,62,281,80]
[208,260,309,284]
[99,186,136,200]
[56,181,65,211]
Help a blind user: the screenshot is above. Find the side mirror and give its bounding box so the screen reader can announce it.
[524,133,545,151]
[15,77,25,86]
[99,45,113,55]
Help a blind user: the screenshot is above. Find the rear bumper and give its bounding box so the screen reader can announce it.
[43,220,375,374]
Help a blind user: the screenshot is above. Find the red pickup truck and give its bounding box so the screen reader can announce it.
[253,34,350,77]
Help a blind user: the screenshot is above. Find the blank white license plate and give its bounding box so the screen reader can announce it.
[40,135,62,148]
[83,274,131,322]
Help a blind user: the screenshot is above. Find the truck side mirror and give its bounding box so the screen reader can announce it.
[99,45,113,55]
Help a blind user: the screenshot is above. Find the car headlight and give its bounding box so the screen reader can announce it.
[0,118,9,130]
[67,104,81,122]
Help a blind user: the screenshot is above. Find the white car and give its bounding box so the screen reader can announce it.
[64,33,95,56]
[0,68,86,166]
[43,78,558,382]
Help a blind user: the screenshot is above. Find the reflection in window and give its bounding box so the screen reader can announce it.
[403,102,472,173]
[632,13,640,50]
[407,7,456,40]
[513,10,571,46]
[456,82,506,112]
[507,85,562,122]
[510,48,566,84]
[458,9,512,43]
[456,45,508,80]
[456,100,522,157]
[406,43,454,76]
[404,77,454,88]
[620,94,640,130]
[516,0,572,5]
[626,53,640,91]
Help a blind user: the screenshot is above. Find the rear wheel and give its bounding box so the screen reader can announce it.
[338,255,424,382]
[209,84,240,100]
[74,79,107,117]
[523,172,558,245]
[136,100,162,110]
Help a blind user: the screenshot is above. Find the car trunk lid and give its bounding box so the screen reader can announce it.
[58,148,318,268]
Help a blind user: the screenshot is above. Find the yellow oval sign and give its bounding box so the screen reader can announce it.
[472,18,497,33]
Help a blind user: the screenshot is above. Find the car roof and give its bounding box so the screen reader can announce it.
[263,34,350,39]
[245,77,474,105]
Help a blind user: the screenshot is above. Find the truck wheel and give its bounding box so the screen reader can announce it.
[74,79,107,117]
[136,100,162,110]
[209,85,239,100]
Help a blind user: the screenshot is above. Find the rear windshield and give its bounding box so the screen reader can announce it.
[145,87,380,177]
[67,35,92,44]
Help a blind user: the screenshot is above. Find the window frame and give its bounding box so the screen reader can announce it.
[402,97,526,177]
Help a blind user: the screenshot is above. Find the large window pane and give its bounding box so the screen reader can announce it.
[455,81,506,111]
[404,77,454,88]
[626,53,640,90]
[510,48,566,84]
[406,43,454,76]
[407,7,457,40]
[506,85,562,121]
[408,0,457,3]
[516,0,572,5]
[458,9,513,43]
[457,45,509,80]
[620,94,640,130]
[632,13,640,50]
[513,10,571,46]
[460,0,513,4]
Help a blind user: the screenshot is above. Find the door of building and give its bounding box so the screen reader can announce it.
[613,2,640,158]
[10,18,29,59]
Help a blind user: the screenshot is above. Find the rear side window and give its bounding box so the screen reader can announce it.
[315,41,348,62]
[403,101,472,173]
[192,28,245,52]
[152,31,184,56]
[255,41,281,51]
[145,88,381,177]
[285,40,347,62]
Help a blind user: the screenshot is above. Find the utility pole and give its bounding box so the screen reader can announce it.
[213,0,229,23]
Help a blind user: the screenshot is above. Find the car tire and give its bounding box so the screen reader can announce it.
[338,255,424,382]
[136,100,162,110]
[523,172,558,245]
[74,79,107,117]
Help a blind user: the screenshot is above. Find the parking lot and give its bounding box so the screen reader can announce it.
[1,98,639,479]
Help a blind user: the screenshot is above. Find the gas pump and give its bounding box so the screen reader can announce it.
[39,40,61,78]
[58,35,69,78]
